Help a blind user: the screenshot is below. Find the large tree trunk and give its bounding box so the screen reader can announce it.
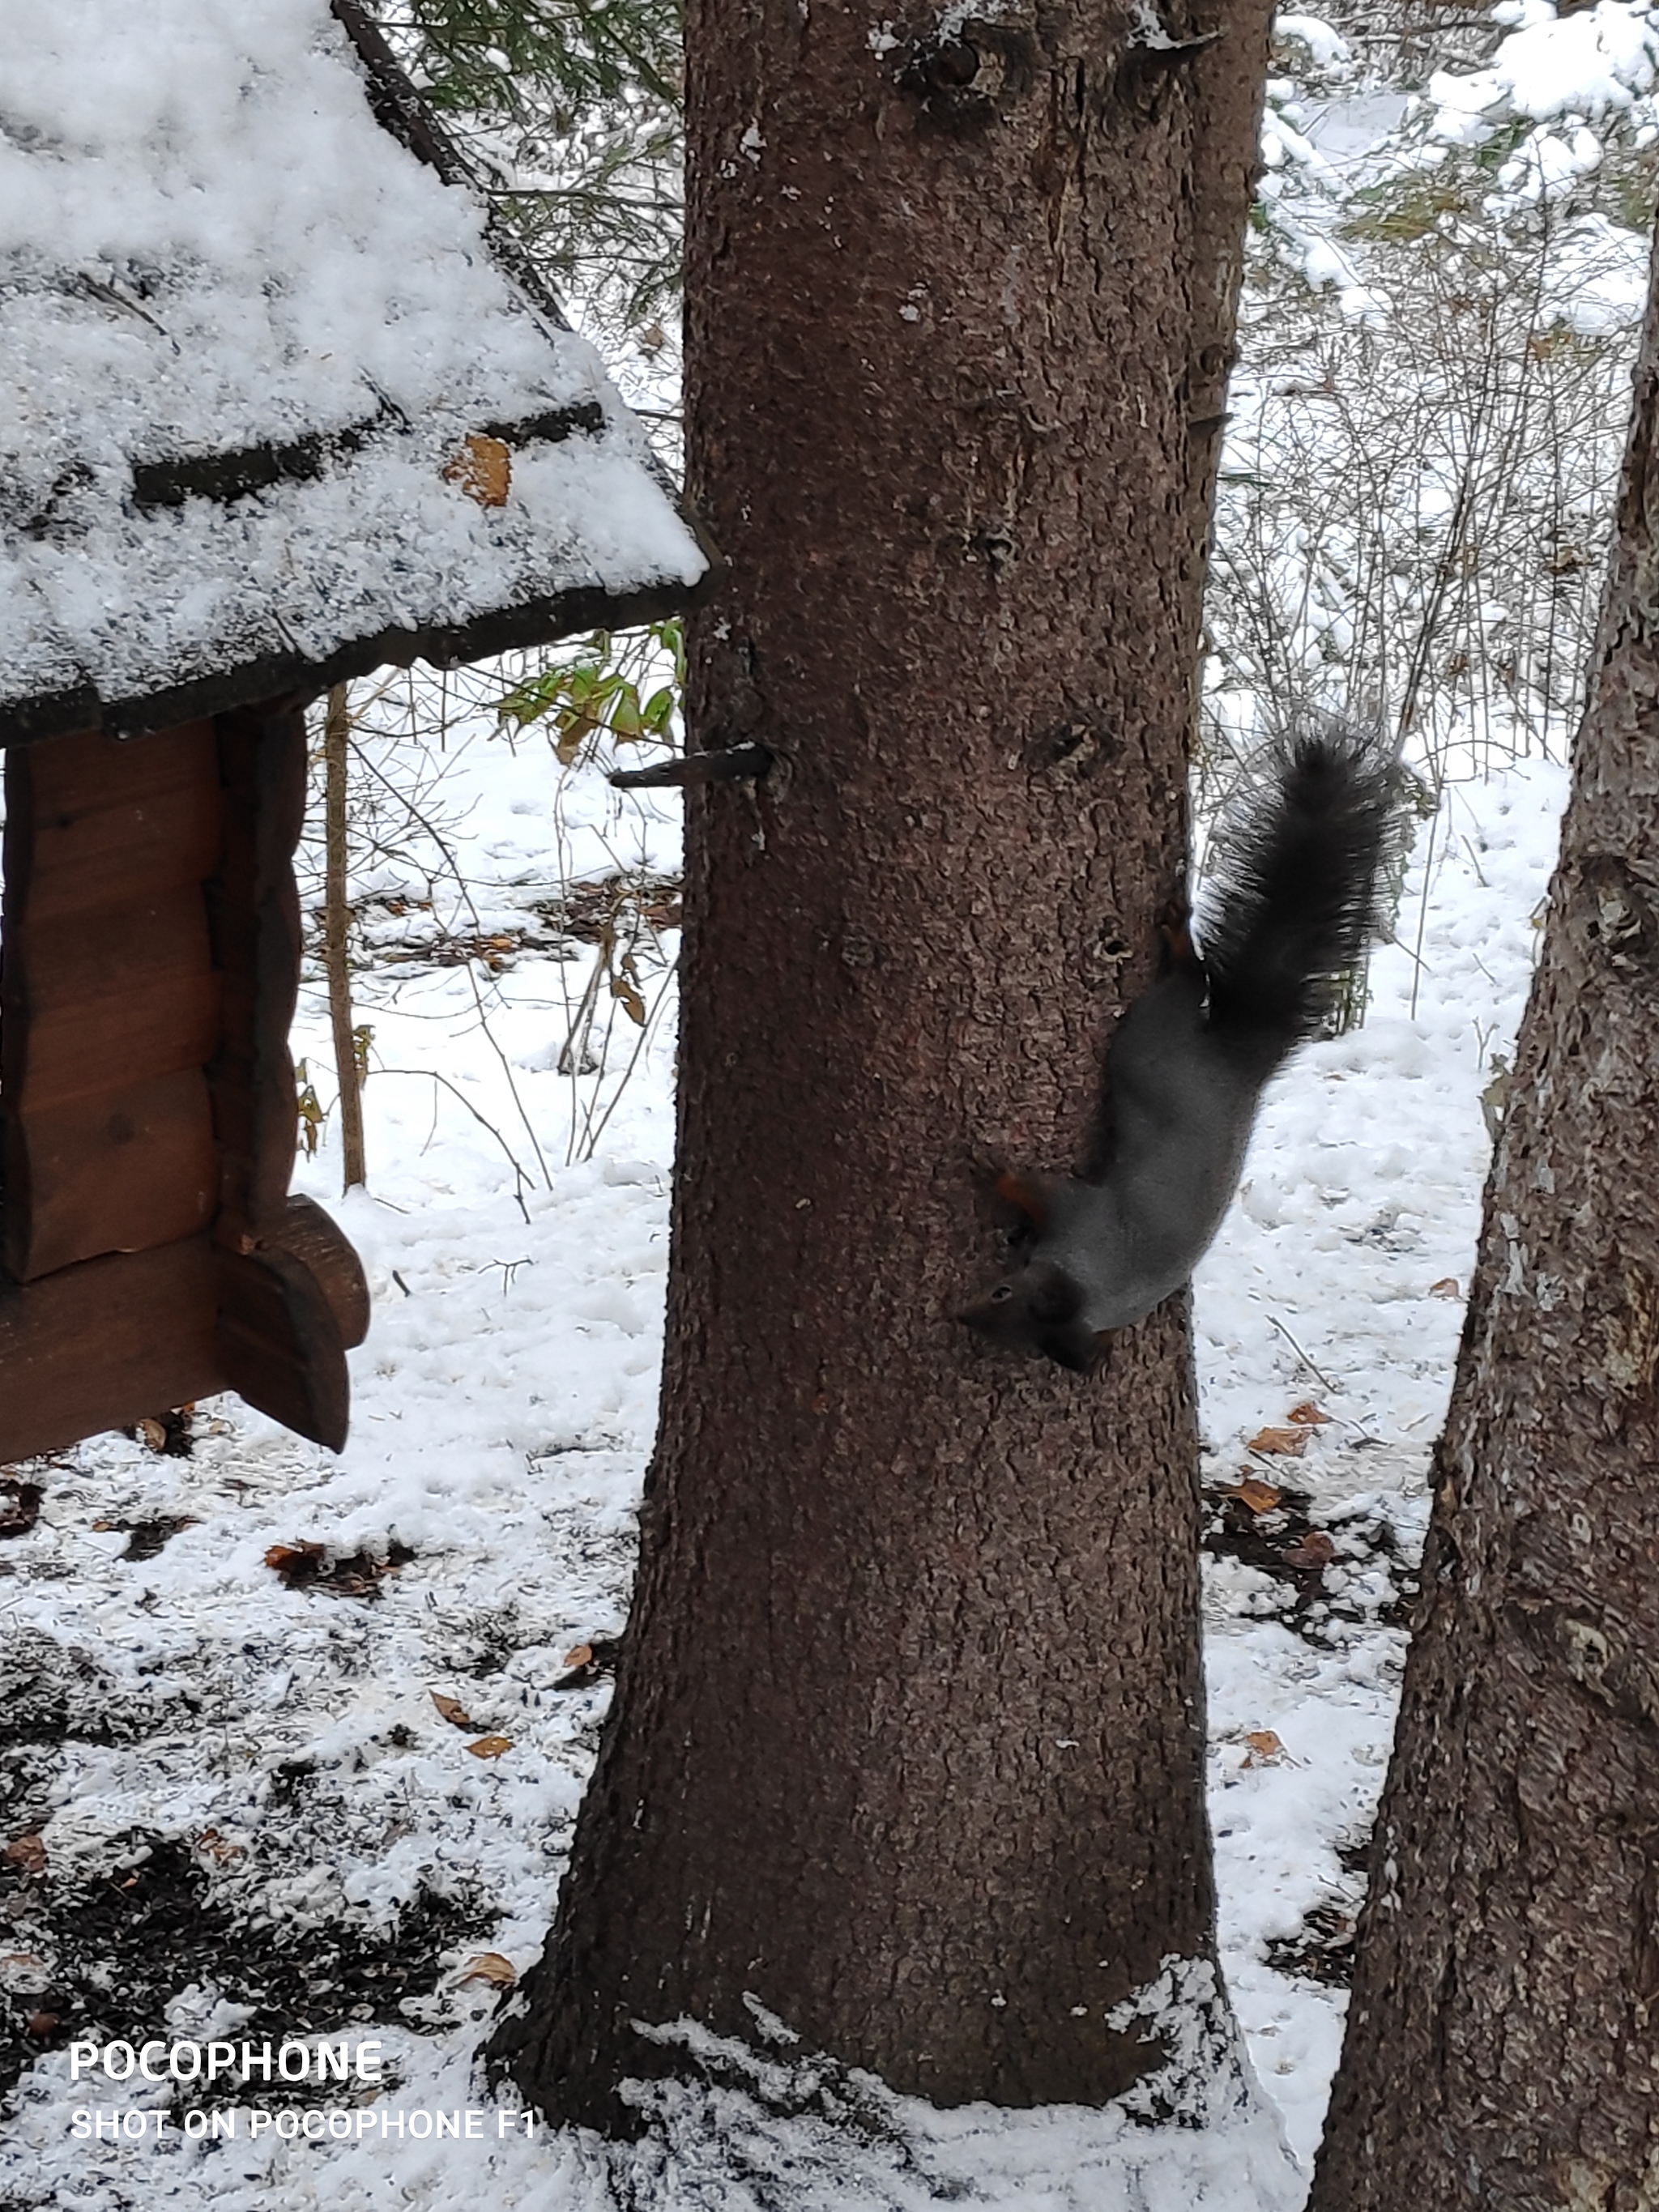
[1308,230,1659,2212]
[493,0,1274,2130]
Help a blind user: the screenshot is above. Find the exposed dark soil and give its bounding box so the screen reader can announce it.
[0,1833,488,2110]
[1203,1481,1422,1645]
[1264,1896,1363,1985]
[0,1485,43,1542]
[263,1537,417,1599]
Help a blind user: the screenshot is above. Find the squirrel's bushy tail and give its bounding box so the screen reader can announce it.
[1197,718,1405,1074]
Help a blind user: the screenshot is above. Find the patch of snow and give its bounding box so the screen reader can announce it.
[1274,16,1352,73]
[1301,92,1410,162]
[1429,0,1659,126]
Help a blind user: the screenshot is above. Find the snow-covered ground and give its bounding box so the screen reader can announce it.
[0,714,1569,2208]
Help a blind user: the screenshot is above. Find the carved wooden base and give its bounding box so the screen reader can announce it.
[0,1198,369,1461]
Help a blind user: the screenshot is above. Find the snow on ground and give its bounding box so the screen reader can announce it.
[0,726,1569,2207]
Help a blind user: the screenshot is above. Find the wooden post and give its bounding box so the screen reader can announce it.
[322,684,366,1192]
[208,699,367,1451]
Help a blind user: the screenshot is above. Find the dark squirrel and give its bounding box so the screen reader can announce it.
[960,720,1407,1372]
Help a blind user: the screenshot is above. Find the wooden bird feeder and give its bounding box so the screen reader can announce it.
[0,0,706,1463]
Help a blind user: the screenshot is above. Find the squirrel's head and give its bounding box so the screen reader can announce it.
[957,1260,1106,1374]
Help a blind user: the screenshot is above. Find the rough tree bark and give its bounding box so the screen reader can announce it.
[1309,228,1659,2212]
[493,0,1274,2129]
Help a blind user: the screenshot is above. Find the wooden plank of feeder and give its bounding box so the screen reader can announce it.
[15,884,221,1089]
[0,704,366,1455]
[1,723,224,1281]
[13,720,224,918]
[215,1243,351,1453]
[0,1235,226,1464]
[205,700,358,1449]
[272,1194,371,1349]
[207,701,307,1239]
[22,970,222,1103]
[6,1071,218,1285]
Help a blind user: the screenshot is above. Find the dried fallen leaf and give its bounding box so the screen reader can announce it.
[465,1735,514,1761]
[1428,1277,1460,1300]
[3,1834,46,1876]
[265,1540,413,1598]
[1223,1478,1284,1515]
[1286,1400,1331,1426]
[1246,1426,1310,1457]
[1242,1729,1286,1765]
[442,433,511,508]
[194,1829,244,1865]
[610,973,647,1025]
[1282,1531,1337,1569]
[431,1692,477,1731]
[121,1516,197,1564]
[456,1951,518,1989]
[265,1539,327,1580]
[129,1409,194,1456]
[554,1637,622,1690]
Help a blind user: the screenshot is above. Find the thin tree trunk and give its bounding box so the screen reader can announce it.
[322,683,366,1194]
[1309,224,1659,2212]
[493,0,1274,2131]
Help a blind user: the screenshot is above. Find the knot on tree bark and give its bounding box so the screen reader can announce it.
[898,19,1042,131]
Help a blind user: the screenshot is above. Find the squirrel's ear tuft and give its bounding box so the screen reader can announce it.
[995,1170,1053,1227]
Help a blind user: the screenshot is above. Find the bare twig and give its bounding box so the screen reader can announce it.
[1269,1314,1343,1396]
[373,1067,535,1221]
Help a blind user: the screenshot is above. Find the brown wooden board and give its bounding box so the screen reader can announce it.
[19,970,223,1107]
[2,722,225,1281]
[215,1244,349,1451]
[5,1070,217,1282]
[11,883,218,1033]
[203,703,363,1450]
[6,722,223,922]
[207,703,306,1240]
[11,718,218,815]
[0,1235,226,1463]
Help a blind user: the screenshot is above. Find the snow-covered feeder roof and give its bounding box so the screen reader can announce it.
[0,0,707,746]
